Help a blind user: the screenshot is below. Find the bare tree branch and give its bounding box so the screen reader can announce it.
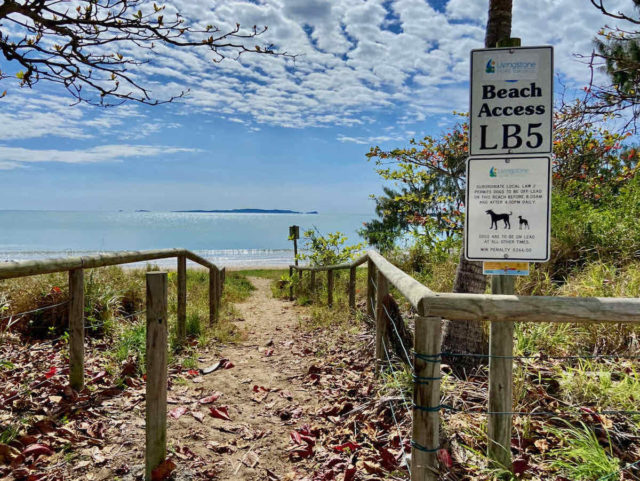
[0,0,294,106]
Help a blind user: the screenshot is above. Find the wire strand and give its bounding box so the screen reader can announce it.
[0,301,69,322]
[381,337,412,475]
[441,351,640,361]
[382,302,412,364]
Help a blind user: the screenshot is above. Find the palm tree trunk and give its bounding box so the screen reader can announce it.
[441,0,513,375]
[441,249,488,375]
[485,0,512,48]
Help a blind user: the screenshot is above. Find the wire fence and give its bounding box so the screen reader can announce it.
[0,301,69,323]
[371,280,640,481]
[1,309,147,408]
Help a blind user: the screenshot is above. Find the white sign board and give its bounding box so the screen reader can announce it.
[465,157,551,262]
[470,46,553,157]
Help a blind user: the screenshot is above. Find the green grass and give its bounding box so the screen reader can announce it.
[548,421,620,480]
[274,267,370,333]
[0,266,257,377]
[555,360,640,411]
[112,321,146,373]
[236,268,284,280]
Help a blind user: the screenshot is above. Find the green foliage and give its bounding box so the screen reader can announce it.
[549,174,640,278]
[556,360,640,412]
[361,186,413,252]
[222,273,256,303]
[588,2,640,122]
[297,228,364,267]
[363,109,640,297]
[112,321,146,374]
[553,121,637,203]
[185,312,203,338]
[549,421,620,480]
[361,116,468,251]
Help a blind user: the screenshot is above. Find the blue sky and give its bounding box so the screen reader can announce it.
[0,0,630,213]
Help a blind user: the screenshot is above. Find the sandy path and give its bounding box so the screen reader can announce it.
[166,276,318,480]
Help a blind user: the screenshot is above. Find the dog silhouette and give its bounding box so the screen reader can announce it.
[485,210,512,229]
[518,215,529,229]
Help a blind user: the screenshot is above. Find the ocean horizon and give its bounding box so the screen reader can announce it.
[0,210,371,268]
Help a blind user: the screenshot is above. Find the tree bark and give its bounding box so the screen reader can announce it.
[485,0,512,48]
[441,0,513,376]
[441,248,488,375]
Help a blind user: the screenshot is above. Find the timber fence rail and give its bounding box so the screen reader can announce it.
[0,249,226,481]
[290,249,640,480]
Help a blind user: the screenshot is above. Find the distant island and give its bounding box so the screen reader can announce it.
[174,209,319,214]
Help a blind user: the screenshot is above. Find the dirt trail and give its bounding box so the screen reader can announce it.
[166,276,319,480]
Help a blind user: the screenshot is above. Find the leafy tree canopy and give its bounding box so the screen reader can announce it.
[581,0,640,129]
[362,112,639,252]
[297,228,364,267]
[360,115,468,252]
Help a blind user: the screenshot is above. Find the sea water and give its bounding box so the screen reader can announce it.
[0,211,371,268]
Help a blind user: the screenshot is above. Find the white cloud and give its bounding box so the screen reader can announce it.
[338,133,405,144]
[0,0,631,135]
[0,144,199,168]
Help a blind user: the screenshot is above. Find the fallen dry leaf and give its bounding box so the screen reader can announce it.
[266,468,281,480]
[242,451,260,468]
[437,448,453,469]
[168,406,187,419]
[191,411,205,423]
[209,406,232,421]
[151,459,176,481]
[22,444,53,459]
[0,443,21,463]
[199,392,222,404]
[534,438,549,453]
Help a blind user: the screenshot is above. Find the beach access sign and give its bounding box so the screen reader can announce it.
[465,157,551,262]
[469,46,553,156]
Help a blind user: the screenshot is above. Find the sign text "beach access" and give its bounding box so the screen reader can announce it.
[470,47,553,156]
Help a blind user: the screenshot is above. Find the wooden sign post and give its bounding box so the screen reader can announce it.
[289,225,300,266]
[466,37,554,471]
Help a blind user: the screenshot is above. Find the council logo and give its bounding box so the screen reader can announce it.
[486,59,496,74]
[489,166,497,177]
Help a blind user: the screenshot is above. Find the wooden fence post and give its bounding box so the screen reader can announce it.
[348,266,356,311]
[209,267,218,325]
[367,259,375,319]
[177,255,187,344]
[327,269,334,308]
[488,275,515,470]
[374,270,388,372]
[289,266,294,301]
[145,272,168,481]
[217,269,223,313]
[412,315,442,481]
[69,268,84,391]
[310,270,316,301]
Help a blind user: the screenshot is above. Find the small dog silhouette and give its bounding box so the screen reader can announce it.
[518,215,529,229]
[485,210,512,229]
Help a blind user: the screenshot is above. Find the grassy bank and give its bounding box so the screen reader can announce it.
[275,253,640,480]
[0,265,259,374]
